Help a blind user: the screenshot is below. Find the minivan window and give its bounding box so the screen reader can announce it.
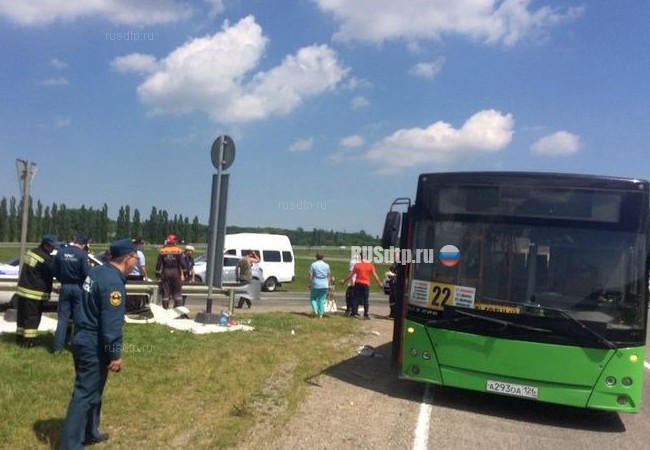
[223,257,238,267]
[282,251,293,262]
[225,249,237,255]
[242,249,261,259]
[263,250,281,262]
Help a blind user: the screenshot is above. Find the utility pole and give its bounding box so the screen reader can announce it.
[16,159,37,273]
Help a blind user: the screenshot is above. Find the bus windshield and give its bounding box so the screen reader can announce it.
[410,219,647,343]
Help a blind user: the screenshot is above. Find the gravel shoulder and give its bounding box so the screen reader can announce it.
[237,302,424,450]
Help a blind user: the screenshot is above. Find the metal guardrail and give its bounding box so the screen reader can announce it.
[0,280,230,305]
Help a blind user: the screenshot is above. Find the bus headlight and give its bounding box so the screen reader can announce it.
[621,377,633,387]
[605,376,616,386]
[422,351,431,360]
[410,348,418,357]
[617,395,628,405]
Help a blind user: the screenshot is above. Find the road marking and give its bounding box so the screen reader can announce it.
[644,361,650,371]
[412,384,433,450]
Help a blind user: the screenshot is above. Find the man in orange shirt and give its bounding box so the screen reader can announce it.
[341,254,382,319]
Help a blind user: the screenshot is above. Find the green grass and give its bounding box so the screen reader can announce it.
[0,312,363,449]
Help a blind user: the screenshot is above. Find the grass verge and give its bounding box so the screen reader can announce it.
[0,312,362,449]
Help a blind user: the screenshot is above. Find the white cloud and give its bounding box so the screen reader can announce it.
[340,135,364,148]
[409,57,445,79]
[350,96,369,110]
[364,109,514,171]
[205,0,225,19]
[0,0,192,26]
[289,137,314,153]
[115,16,348,123]
[110,53,159,74]
[53,116,71,128]
[36,77,69,87]
[313,0,584,46]
[50,58,68,69]
[530,130,581,156]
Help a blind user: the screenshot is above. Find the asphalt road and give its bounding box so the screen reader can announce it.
[183,290,390,314]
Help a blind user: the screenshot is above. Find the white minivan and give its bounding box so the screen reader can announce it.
[224,233,295,291]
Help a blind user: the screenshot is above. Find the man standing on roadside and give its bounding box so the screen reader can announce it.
[52,235,90,354]
[126,237,148,281]
[15,234,57,348]
[60,238,138,450]
[155,234,185,309]
[340,252,382,320]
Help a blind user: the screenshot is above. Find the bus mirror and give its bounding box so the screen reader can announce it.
[381,211,401,249]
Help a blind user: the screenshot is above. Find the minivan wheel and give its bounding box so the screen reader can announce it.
[263,277,278,292]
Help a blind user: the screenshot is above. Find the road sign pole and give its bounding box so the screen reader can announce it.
[196,136,235,324]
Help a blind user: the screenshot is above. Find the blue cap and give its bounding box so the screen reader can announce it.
[109,238,137,259]
[74,234,90,245]
[41,234,58,248]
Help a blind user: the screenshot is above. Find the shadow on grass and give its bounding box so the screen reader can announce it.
[313,335,625,433]
[33,418,64,449]
[0,331,57,351]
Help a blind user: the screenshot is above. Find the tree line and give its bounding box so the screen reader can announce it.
[0,196,379,247]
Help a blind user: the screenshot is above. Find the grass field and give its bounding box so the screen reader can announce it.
[0,312,364,448]
[0,243,389,447]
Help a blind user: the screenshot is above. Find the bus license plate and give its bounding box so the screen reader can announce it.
[486,380,539,399]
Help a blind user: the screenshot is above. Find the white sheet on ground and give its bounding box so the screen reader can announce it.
[124,303,254,334]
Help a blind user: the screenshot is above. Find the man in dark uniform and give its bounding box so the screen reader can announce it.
[15,234,58,348]
[59,238,138,450]
[53,235,90,354]
[155,234,185,309]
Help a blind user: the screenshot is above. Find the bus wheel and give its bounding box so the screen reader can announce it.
[263,277,278,292]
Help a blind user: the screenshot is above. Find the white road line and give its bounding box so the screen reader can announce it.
[644,361,650,371]
[412,384,433,450]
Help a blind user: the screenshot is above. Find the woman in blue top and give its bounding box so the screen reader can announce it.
[308,251,331,318]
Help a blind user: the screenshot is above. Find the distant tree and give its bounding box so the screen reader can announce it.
[0,198,8,241]
[42,205,52,236]
[9,197,18,241]
[116,206,127,238]
[191,216,200,243]
[125,205,131,238]
[100,203,109,242]
[34,200,43,239]
[131,209,142,239]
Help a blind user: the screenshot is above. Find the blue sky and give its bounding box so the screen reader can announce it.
[1,1,649,237]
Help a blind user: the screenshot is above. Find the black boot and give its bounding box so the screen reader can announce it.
[162,300,170,310]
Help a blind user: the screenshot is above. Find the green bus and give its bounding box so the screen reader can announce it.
[382,172,648,412]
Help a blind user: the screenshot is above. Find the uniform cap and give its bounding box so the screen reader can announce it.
[166,234,177,244]
[74,234,89,245]
[110,238,137,259]
[185,245,195,251]
[41,234,58,248]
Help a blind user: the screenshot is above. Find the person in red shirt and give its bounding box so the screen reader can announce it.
[340,255,382,319]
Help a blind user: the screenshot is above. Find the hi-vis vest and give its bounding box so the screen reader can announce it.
[16,247,54,301]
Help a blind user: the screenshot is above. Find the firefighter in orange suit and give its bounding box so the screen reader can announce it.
[155,234,185,309]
